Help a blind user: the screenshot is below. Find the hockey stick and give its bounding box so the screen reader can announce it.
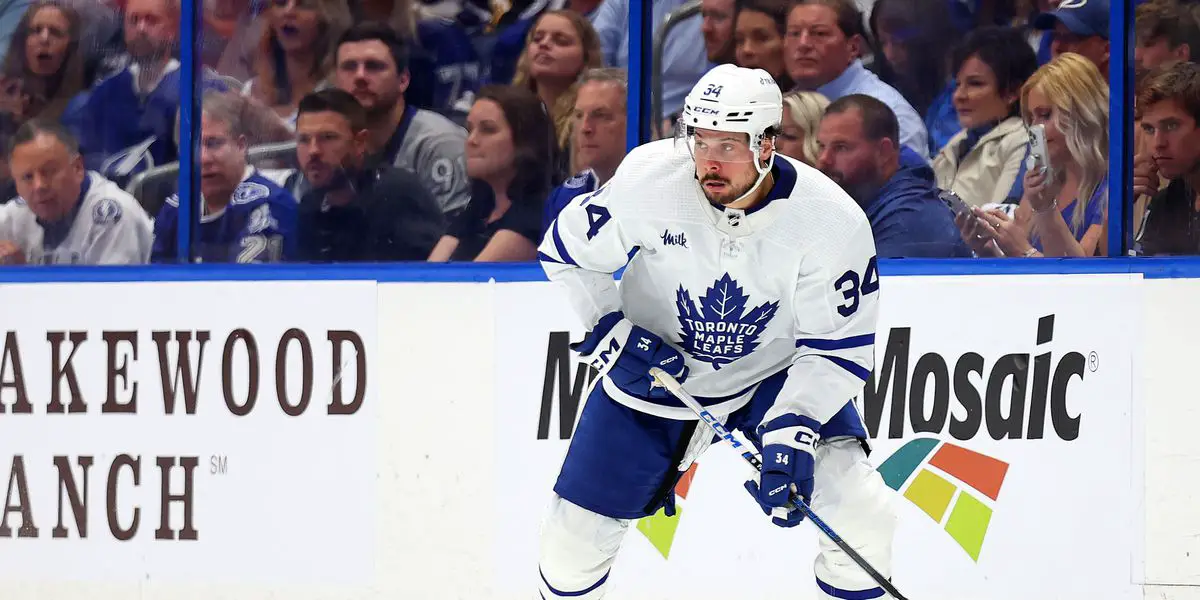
[648,367,909,600]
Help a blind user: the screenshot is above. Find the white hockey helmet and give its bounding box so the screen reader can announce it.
[679,64,784,165]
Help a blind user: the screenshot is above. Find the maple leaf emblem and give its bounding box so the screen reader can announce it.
[676,273,780,370]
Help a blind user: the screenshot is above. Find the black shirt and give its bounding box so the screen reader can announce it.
[1140,178,1200,256]
[297,165,446,262]
[446,180,543,261]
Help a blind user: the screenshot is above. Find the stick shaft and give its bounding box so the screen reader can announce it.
[649,368,908,600]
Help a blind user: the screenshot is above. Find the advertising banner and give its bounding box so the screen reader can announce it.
[494,274,1142,599]
[0,281,377,586]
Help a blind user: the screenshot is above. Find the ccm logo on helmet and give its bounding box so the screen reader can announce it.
[694,106,720,115]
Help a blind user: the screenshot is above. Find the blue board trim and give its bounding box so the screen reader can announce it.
[1,258,1200,283]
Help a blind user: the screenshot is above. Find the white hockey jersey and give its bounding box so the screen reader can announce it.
[0,172,153,265]
[539,140,880,425]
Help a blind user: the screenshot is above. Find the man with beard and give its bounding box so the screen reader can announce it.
[294,89,446,262]
[535,65,899,600]
[333,22,470,216]
[816,94,970,258]
[63,0,227,188]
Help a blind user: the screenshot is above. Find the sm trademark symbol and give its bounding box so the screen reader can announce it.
[1088,352,1099,372]
[209,455,228,475]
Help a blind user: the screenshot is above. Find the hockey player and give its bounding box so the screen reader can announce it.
[535,64,897,599]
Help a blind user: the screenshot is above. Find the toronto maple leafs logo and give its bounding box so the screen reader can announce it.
[676,274,780,369]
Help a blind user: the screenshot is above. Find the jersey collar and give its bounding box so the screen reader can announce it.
[37,173,92,248]
[380,105,418,165]
[705,156,798,237]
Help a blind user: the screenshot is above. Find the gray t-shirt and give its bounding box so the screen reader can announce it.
[380,106,469,216]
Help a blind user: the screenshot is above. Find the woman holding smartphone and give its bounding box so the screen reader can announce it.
[958,52,1109,257]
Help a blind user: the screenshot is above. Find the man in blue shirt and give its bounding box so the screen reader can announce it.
[591,0,712,119]
[815,94,971,258]
[784,0,930,160]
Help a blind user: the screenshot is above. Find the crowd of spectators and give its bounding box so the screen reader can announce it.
[0,0,1193,266]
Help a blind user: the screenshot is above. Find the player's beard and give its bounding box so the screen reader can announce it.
[699,172,755,206]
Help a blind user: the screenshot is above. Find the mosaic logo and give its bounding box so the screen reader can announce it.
[635,463,699,558]
[876,438,1009,561]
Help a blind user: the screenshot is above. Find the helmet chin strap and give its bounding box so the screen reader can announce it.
[724,148,776,208]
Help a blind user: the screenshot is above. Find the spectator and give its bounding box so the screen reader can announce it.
[0,119,151,265]
[1131,0,1200,239]
[63,0,229,188]
[428,85,553,262]
[701,0,737,64]
[334,22,471,216]
[1,1,88,121]
[543,67,627,235]
[933,26,1039,209]
[960,53,1109,258]
[784,0,931,160]
[0,0,122,82]
[200,0,259,83]
[0,111,18,201]
[777,90,828,165]
[512,9,602,176]
[815,94,971,257]
[592,0,712,119]
[350,0,481,120]
[243,0,351,128]
[152,91,298,263]
[1135,0,1200,78]
[1033,0,1110,77]
[1133,61,1200,255]
[869,0,966,155]
[734,0,795,93]
[294,89,446,262]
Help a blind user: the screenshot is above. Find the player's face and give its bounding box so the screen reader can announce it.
[692,129,760,206]
[953,55,1013,131]
[1141,99,1200,180]
[572,80,626,176]
[815,109,887,204]
[527,14,586,81]
[701,0,736,63]
[735,9,786,82]
[465,99,515,182]
[24,6,70,77]
[10,132,85,223]
[784,5,857,88]
[198,114,248,202]
[124,0,177,63]
[335,40,409,118]
[267,0,321,54]
[1022,87,1069,167]
[296,110,365,189]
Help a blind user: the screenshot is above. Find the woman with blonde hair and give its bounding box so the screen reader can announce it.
[777,90,828,166]
[243,0,351,128]
[511,9,602,176]
[960,52,1109,258]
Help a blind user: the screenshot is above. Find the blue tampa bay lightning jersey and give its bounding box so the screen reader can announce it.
[539,140,881,424]
[152,169,297,263]
[62,60,228,188]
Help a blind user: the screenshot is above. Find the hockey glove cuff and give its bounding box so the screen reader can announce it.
[745,414,820,528]
[571,311,688,399]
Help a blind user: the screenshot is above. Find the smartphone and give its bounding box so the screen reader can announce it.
[1025,124,1053,181]
[939,189,973,219]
